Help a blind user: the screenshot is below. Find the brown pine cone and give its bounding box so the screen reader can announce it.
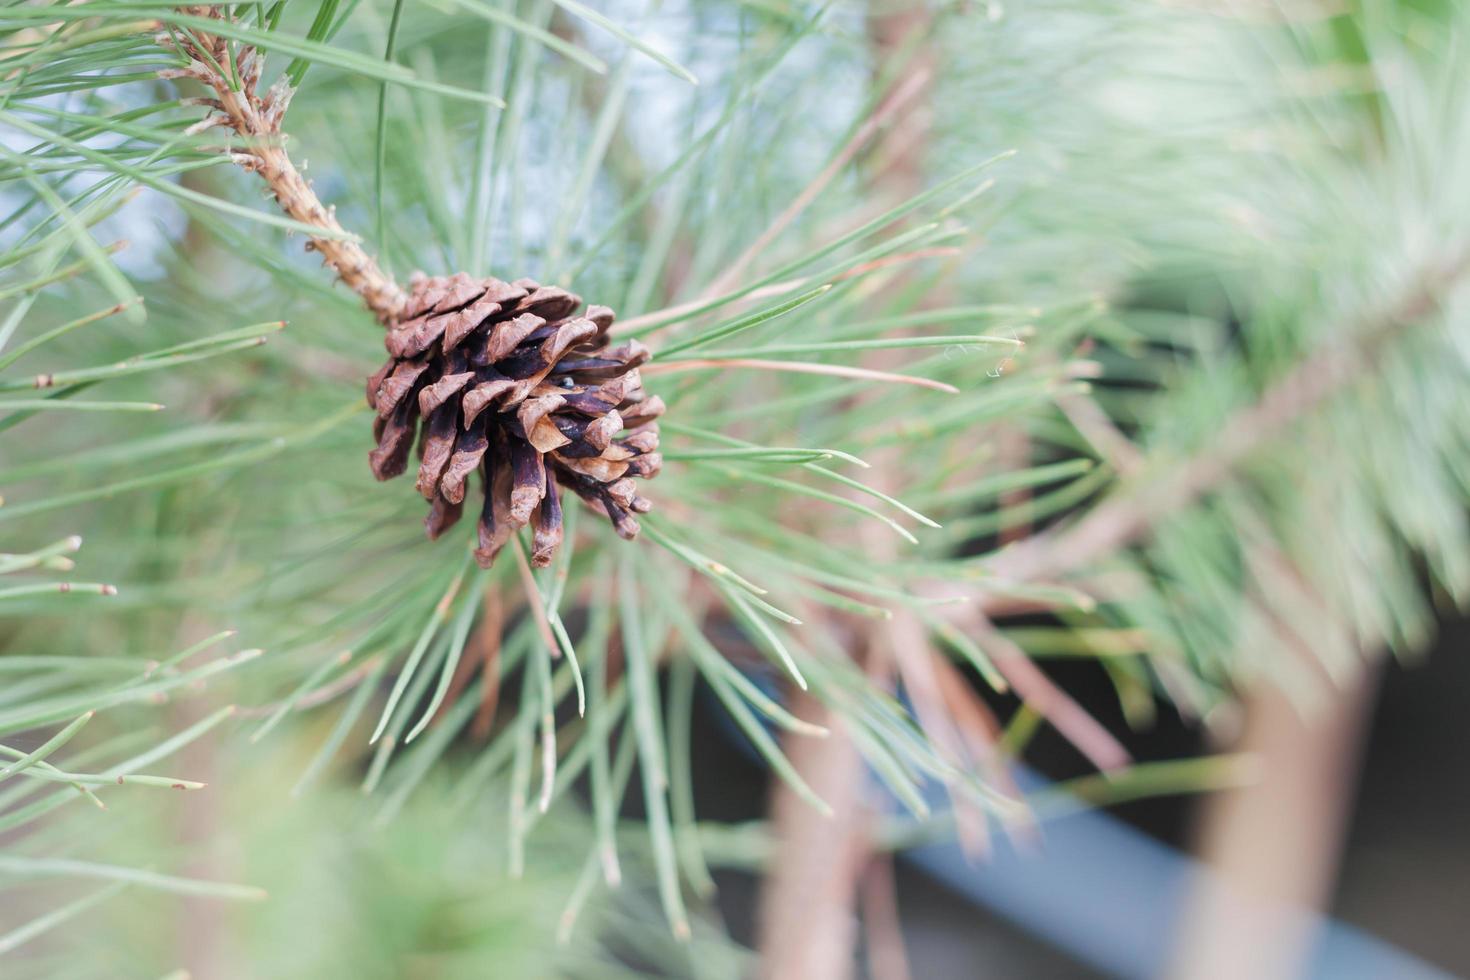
[367,273,662,568]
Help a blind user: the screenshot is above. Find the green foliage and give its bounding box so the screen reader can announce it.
[32,736,743,978]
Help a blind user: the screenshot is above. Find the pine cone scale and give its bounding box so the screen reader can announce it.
[442,294,506,352]
[373,360,431,418]
[418,370,475,416]
[531,470,564,564]
[479,313,543,363]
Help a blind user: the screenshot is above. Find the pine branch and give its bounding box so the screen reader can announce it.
[158,8,406,324]
[982,245,1470,592]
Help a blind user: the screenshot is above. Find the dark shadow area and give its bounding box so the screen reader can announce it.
[684,611,1470,977]
[1332,615,1470,976]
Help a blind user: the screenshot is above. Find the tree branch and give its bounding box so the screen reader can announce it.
[982,246,1470,591]
[159,10,406,324]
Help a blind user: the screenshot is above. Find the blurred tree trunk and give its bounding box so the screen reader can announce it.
[1168,669,1379,980]
[756,5,935,977]
[756,686,872,980]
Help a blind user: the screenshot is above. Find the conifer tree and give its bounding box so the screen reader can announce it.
[0,0,1465,976]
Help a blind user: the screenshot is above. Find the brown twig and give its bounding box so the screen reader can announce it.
[471,589,506,738]
[158,10,406,324]
[932,654,1033,838]
[961,611,1131,772]
[884,606,990,855]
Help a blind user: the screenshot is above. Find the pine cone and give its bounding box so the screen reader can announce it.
[367,273,662,568]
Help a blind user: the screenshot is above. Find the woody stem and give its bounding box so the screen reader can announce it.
[161,13,406,324]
